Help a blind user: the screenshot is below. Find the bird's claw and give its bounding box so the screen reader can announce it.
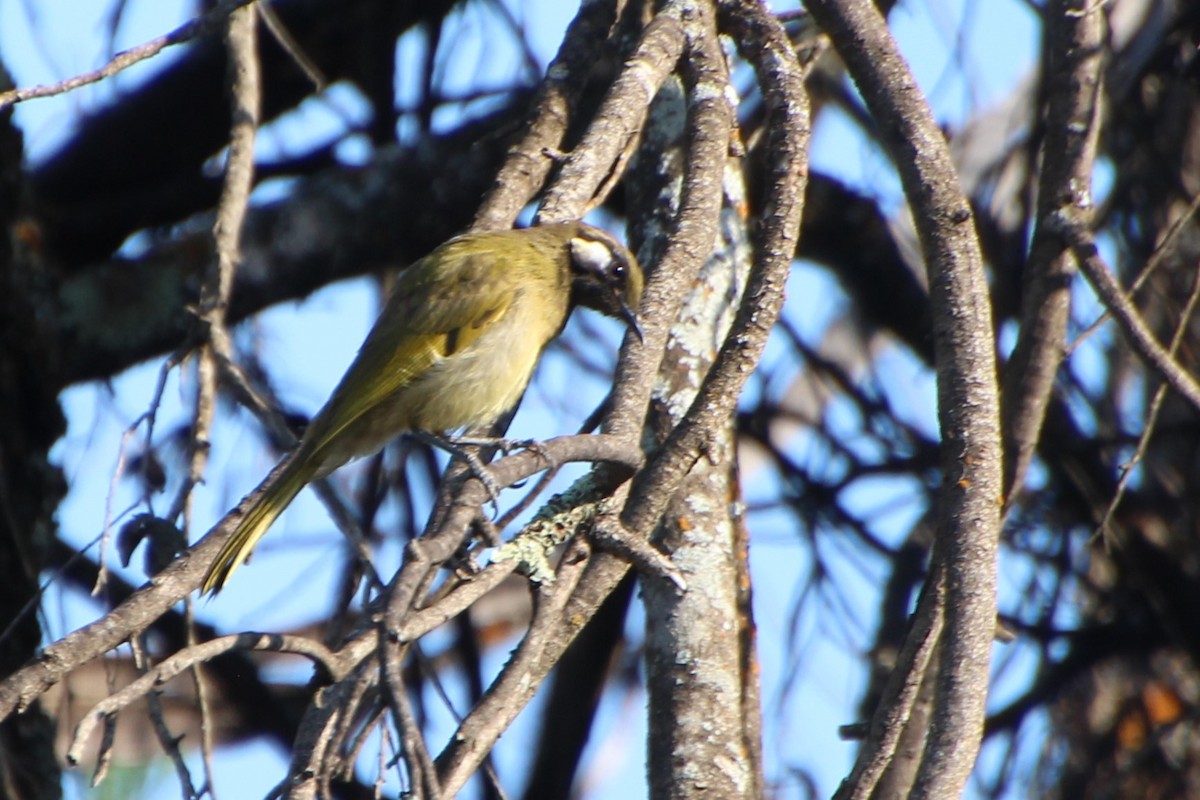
[457,447,504,515]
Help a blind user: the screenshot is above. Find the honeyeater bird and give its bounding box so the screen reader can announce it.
[201,222,643,593]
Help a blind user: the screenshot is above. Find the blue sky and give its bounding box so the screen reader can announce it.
[2,1,1043,797]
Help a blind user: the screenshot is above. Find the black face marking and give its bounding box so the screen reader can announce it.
[571,233,633,292]
[564,226,642,341]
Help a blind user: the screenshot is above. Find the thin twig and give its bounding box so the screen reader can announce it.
[1065,218,1200,414]
[258,2,327,90]
[185,601,218,800]
[284,660,380,798]
[339,704,385,783]
[67,632,342,766]
[130,635,200,799]
[432,544,592,795]
[480,0,543,81]
[377,713,397,798]
[94,352,181,593]
[174,1,260,546]
[0,0,258,110]
[90,711,118,787]
[392,679,442,800]
[94,424,143,595]
[1069,191,1200,354]
[1095,255,1200,547]
[0,532,102,650]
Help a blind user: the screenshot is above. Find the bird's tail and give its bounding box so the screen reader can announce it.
[202,452,316,594]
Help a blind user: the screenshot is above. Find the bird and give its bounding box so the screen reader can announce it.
[201,222,644,593]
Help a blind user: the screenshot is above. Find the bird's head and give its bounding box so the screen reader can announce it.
[564,223,645,342]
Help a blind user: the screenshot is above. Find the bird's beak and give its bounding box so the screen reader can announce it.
[619,299,644,344]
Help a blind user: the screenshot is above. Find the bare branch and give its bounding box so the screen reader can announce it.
[836,569,945,800]
[0,0,258,111]
[473,0,621,230]
[1069,190,1200,353]
[128,636,201,799]
[602,2,734,442]
[1068,220,1200,415]
[1097,261,1200,545]
[1001,0,1104,505]
[258,3,327,91]
[636,4,809,792]
[802,0,1003,796]
[627,0,812,535]
[389,677,441,800]
[432,539,593,796]
[67,632,341,767]
[173,0,261,526]
[208,3,260,313]
[432,0,743,790]
[536,13,685,221]
[0,429,636,720]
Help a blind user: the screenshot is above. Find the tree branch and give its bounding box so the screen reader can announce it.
[802,1,1003,796]
[432,1,737,792]
[1067,219,1200,414]
[473,0,621,230]
[67,632,338,767]
[536,12,685,222]
[1001,0,1104,505]
[0,0,258,111]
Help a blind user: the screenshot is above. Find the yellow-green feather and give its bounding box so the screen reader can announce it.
[296,243,522,467]
[201,455,317,593]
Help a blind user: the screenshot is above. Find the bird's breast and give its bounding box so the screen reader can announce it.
[402,287,569,432]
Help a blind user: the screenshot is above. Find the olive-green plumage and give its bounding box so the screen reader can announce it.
[202,222,643,593]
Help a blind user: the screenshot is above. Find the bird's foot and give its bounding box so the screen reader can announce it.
[411,431,505,512]
[445,435,536,456]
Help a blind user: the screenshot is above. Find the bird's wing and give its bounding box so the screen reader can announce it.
[387,237,517,335]
[301,244,518,455]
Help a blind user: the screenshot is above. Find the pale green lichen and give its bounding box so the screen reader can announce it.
[491,477,607,584]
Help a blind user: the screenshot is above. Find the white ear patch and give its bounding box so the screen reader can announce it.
[570,237,613,273]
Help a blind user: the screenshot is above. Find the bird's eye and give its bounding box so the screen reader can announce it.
[613,264,626,282]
